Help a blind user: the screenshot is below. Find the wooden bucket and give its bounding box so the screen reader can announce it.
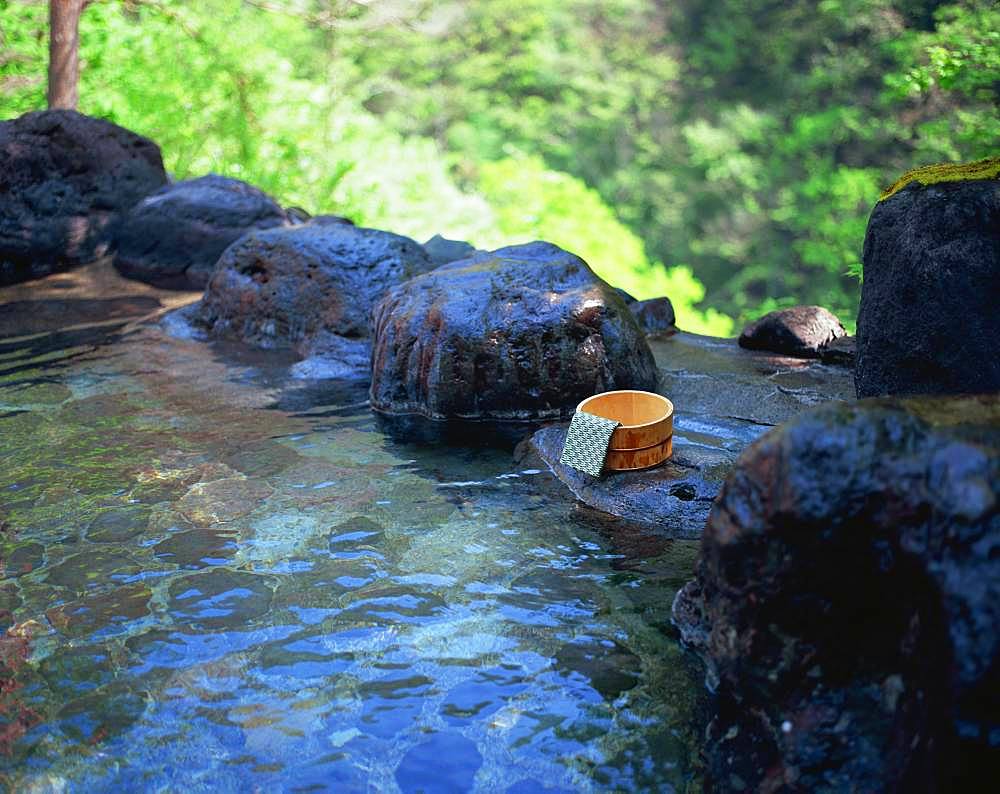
[576,390,674,471]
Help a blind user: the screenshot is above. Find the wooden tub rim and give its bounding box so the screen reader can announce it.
[576,390,674,430]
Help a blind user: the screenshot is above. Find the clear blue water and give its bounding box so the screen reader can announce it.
[0,308,704,792]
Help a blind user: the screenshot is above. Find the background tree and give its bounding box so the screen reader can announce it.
[47,0,87,109]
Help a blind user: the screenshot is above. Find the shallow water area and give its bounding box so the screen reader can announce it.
[0,263,706,792]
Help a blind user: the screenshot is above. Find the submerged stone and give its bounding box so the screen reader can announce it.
[396,732,482,793]
[86,504,152,543]
[166,569,274,628]
[46,583,152,638]
[175,476,273,525]
[153,527,240,569]
[45,549,141,593]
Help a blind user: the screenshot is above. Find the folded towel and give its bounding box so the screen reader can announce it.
[559,411,620,477]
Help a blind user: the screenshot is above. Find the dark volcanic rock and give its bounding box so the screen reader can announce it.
[0,110,167,284]
[856,178,1000,397]
[369,241,659,421]
[630,296,676,334]
[613,287,638,304]
[422,234,478,266]
[115,174,289,288]
[818,334,856,367]
[529,422,745,538]
[284,206,312,225]
[196,221,434,364]
[739,305,846,358]
[673,396,1000,792]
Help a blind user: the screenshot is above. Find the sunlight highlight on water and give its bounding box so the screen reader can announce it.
[0,310,704,792]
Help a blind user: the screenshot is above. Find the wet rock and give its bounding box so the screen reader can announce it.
[528,424,733,539]
[629,296,676,334]
[856,176,1000,397]
[672,396,1000,792]
[528,332,854,531]
[422,234,478,266]
[818,334,856,367]
[284,206,311,225]
[195,221,434,378]
[175,476,273,525]
[308,214,355,227]
[0,109,167,284]
[653,332,855,427]
[370,241,659,421]
[613,287,638,304]
[114,174,288,289]
[739,305,846,358]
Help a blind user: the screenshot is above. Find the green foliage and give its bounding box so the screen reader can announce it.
[343,0,997,326]
[2,0,997,333]
[474,156,733,335]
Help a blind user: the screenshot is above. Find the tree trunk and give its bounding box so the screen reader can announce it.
[48,0,86,110]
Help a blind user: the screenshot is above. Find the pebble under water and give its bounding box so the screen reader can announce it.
[0,289,707,792]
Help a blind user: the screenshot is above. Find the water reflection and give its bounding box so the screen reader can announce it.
[0,310,705,791]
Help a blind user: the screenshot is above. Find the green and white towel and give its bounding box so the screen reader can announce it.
[560,411,620,477]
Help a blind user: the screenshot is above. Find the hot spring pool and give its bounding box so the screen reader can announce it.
[0,288,706,792]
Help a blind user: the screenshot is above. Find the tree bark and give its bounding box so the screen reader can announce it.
[48,0,86,110]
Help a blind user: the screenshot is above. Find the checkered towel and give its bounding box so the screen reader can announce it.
[559,411,621,477]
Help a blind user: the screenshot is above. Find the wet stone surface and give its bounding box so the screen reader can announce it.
[530,332,854,533]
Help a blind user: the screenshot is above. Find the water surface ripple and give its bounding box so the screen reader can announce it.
[0,308,704,792]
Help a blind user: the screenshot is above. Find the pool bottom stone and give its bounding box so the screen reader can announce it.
[0,299,707,792]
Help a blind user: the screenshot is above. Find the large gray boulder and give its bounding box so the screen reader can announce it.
[114,174,289,289]
[369,242,659,421]
[0,110,167,284]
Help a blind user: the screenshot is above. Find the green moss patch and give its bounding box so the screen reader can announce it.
[879,156,1000,202]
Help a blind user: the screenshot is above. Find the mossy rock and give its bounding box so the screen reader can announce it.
[879,155,1000,202]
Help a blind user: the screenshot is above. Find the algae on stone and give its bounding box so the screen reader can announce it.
[878,155,1000,201]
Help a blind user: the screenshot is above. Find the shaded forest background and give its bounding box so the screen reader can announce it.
[2,0,997,333]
